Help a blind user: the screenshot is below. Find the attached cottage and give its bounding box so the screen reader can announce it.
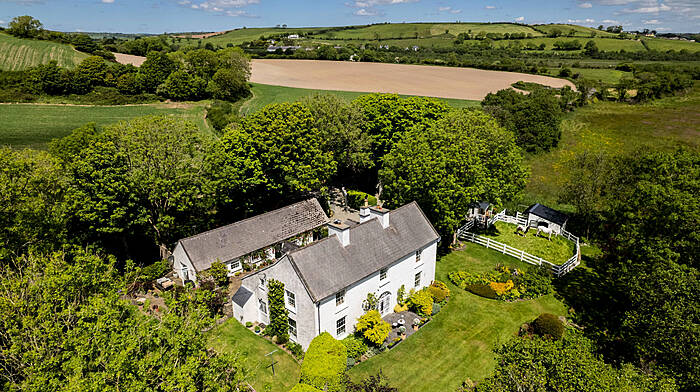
[232,201,440,349]
[524,203,569,235]
[171,199,328,283]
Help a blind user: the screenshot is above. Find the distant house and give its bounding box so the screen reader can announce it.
[172,199,328,283]
[232,202,440,349]
[288,34,300,39]
[524,203,569,234]
[266,45,302,52]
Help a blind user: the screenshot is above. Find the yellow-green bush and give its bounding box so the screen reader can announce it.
[356,310,391,346]
[407,289,433,316]
[289,384,323,392]
[428,280,450,302]
[300,332,347,392]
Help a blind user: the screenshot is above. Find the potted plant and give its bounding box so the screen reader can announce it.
[413,317,420,331]
[399,326,406,339]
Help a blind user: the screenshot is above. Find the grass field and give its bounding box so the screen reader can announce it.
[499,37,646,52]
[0,33,89,70]
[479,222,576,264]
[643,38,700,52]
[532,24,618,38]
[547,67,632,84]
[208,319,301,392]
[240,83,480,115]
[0,103,211,149]
[348,246,566,391]
[524,83,700,204]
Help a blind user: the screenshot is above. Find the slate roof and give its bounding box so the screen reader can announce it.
[287,201,440,302]
[524,203,569,226]
[469,201,491,210]
[232,286,253,307]
[178,199,328,272]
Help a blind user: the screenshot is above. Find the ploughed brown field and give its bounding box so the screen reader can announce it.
[113,52,146,67]
[250,59,575,100]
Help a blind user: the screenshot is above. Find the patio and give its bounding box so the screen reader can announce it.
[383,310,423,344]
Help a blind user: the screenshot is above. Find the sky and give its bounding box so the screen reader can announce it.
[0,0,698,34]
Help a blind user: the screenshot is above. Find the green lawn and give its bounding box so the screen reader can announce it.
[524,83,700,205]
[500,37,646,52]
[532,24,619,38]
[478,221,576,264]
[0,102,212,149]
[643,38,700,52]
[348,247,566,391]
[208,319,301,392]
[240,83,479,115]
[0,32,89,70]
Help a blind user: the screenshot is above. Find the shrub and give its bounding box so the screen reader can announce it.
[516,265,553,298]
[255,325,261,333]
[289,383,323,392]
[268,279,289,343]
[346,190,377,210]
[137,258,169,283]
[407,289,433,316]
[300,332,348,392]
[428,280,450,302]
[431,303,441,315]
[489,280,514,296]
[286,341,304,359]
[465,284,499,299]
[355,310,391,346]
[342,335,368,360]
[204,261,229,287]
[396,284,406,306]
[532,313,565,340]
[393,304,408,313]
[346,358,356,369]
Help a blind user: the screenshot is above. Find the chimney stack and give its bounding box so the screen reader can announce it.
[369,206,390,228]
[327,219,350,247]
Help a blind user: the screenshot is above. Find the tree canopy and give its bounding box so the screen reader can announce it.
[380,109,528,241]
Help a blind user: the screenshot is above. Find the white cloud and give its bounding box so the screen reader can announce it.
[568,18,596,23]
[579,2,593,8]
[180,0,259,16]
[643,18,661,23]
[485,5,496,9]
[514,16,525,21]
[602,18,621,23]
[438,6,461,14]
[101,0,114,3]
[354,8,379,16]
[623,2,671,13]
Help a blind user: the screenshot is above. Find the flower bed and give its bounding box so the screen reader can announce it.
[449,264,553,301]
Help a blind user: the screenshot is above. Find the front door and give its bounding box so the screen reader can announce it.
[378,292,391,316]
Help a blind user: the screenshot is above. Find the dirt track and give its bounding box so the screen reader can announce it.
[250,59,574,100]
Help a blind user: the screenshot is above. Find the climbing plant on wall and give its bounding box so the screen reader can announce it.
[268,279,289,343]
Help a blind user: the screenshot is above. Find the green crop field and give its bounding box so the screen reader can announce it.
[545,67,631,84]
[643,38,700,52]
[0,33,89,70]
[0,103,211,149]
[524,83,700,205]
[240,83,480,115]
[533,24,618,38]
[430,23,542,37]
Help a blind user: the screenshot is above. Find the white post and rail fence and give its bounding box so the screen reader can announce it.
[457,209,580,277]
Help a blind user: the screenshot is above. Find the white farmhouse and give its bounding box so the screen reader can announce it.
[232,202,440,349]
[171,199,328,283]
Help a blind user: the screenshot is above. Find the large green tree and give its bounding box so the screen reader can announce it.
[214,102,336,215]
[482,88,563,152]
[0,148,68,262]
[65,116,214,258]
[352,94,451,160]
[379,109,527,242]
[139,51,177,92]
[0,248,249,391]
[6,15,42,38]
[302,94,373,178]
[474,332,677,392]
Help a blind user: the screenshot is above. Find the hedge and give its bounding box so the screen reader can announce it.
[465,284,499,299]
[347,190,377,210]
[289,384,323,392]
[300,332,348,392]
[533,313,565,340]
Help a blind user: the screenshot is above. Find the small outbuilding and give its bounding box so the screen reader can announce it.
[467,201,493,220]
[524,203,569,235]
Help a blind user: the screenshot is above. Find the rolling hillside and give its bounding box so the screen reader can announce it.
[532,24,619,38]
[0,33,89,71]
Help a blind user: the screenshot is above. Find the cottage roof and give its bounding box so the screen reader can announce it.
[469,201,491,210]
[524,203,569,226]
[287,201,440,302]
[178,199,328,272]
[232,286,253,307]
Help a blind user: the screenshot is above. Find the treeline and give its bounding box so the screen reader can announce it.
[0,47,251,103]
